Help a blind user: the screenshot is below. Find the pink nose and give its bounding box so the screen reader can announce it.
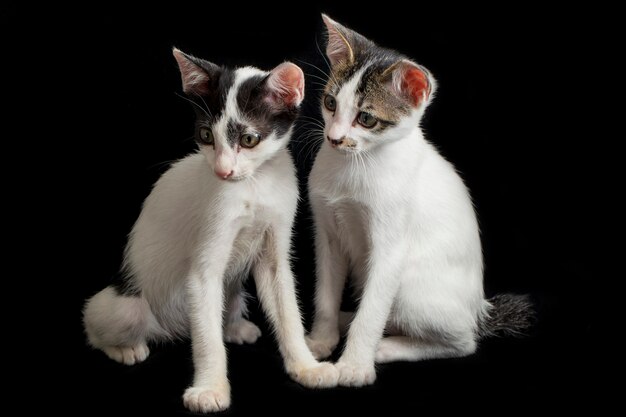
[215,169,234,180]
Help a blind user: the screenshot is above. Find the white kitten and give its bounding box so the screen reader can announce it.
[83,48,337,413]
[307,15,532,387]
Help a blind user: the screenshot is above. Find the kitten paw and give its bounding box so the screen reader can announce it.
[375,336,415,363]
[375,338,403,363]
[335,362,376,387]
[289,362,339,388]
[102,343,149,365]
[183,386,231,413]
[305,334,339,360]
[224,319,262,345]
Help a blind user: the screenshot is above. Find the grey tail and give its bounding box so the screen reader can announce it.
[478,294,535,338]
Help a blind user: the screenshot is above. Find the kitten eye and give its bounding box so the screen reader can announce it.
[199,127,214,144]
[240,133,261,148]
[357,112,377,128]
[324,95,337,112]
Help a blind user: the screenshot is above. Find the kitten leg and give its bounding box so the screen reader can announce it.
[224,290,261,345]
[183,229,238,413]
[335,236,405,387]
[338,311,354,335]
[307,200,349,359]
[375,335,476,363]
[253,227,339,389]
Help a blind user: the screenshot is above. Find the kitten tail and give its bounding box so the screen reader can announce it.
[479,294,535,338]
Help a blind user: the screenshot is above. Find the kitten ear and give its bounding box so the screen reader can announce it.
[265,62,305,109]
[172,48,219,96]
[321,14,355,66]
[383,60,437,108]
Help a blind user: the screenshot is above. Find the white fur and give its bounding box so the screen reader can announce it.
[83,67,338,413]
[326,67,366,142]
[307,65,489,387]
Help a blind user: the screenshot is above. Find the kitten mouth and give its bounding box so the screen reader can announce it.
[331,145,359,154]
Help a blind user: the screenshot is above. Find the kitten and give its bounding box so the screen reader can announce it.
[306,15,533,387]
[83,48,338,413]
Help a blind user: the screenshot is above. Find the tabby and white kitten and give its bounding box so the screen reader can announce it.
[306,15,532,386]
[83,48,337,413]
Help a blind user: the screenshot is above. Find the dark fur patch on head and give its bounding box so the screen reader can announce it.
[226,119,245,146]
[325,34,413,130]
[188,67,236,122]
[187,70,298,147]
[236,74,299,139]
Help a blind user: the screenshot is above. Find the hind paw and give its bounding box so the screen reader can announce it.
[224,319,261,345]
[102,343,149,365]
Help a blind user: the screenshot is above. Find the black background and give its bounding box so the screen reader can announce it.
[5,2,605,414]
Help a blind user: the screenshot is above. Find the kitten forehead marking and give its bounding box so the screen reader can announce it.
[327,59,409,127]
[214,67,265,147]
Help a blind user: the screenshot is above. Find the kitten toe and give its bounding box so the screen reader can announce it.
[289,362,339,388]
[183,386,231,413]
[305,335,337,360]
[336,362,376,387]
[102,343,150,365]
[375,339,401,363]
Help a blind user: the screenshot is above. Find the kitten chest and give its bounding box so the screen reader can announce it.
[227,201,268,266]
[328,199,371,278]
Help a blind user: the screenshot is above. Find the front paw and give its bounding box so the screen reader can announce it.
[183,385,231,413]
[288,362,339,388]
[305,333,339,360]
[335,361,376,387]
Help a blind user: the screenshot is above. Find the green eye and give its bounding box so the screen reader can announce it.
[240,133,261,148]
[199,127,214,144]
[324,95,337,112]
[357,112,377,128]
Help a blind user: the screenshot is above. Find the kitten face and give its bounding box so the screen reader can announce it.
[320,15,437,154]
[174,49,304,180]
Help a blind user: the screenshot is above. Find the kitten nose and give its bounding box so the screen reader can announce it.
[215,169,234,180]
[327,136,344,146]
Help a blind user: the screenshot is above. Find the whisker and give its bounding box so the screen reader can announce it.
[293,130,324,162]
[175,93,210,118]
[304,72,331,85]
[298,57,339,90]
[315,37,340,89]
[298,115,324,122]
[197,94,213,118]
[297,118,326,130]
[295,123,325,132]
[147,159,178,171]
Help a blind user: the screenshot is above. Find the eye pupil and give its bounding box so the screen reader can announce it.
[358,112,377,128]
[240,133,260,148]
[199,127,214,144]
[324,95,336,111]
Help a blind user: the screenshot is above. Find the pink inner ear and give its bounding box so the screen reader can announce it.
[267,63,304,108]
[173,49,210,95]
[322,14,353,66]
[402,67,430,107]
